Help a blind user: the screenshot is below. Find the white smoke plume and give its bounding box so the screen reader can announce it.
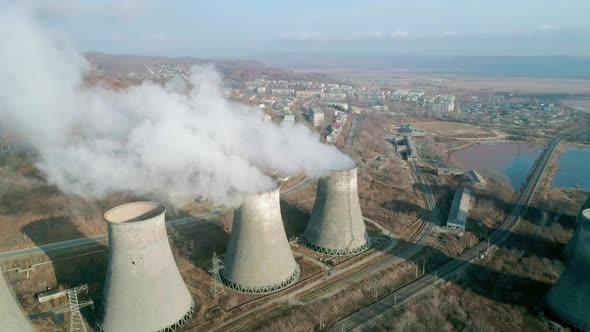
[0,4,355,204]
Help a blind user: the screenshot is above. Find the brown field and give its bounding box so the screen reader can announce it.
[412,121,498,139]
[328,71,590,95]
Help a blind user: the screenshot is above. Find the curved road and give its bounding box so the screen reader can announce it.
[327,126,588,331]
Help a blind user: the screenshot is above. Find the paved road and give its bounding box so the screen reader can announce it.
[0,176,314,263]
[327,127,588,332]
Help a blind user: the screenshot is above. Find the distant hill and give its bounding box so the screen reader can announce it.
[84,52,333,83]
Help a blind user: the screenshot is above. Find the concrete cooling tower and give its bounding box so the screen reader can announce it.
[221,184,300,293]
[0,273,34,332]
[98,202,194,332]
[546,208,590,330]
[303,166,370,256]
[564,194,590,259]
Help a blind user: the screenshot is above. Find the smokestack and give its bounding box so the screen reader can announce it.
[546,208,590,330]
[221,184,300,293]
[0,273,34,332]
[98,202,194,332]
[303,166,370,256]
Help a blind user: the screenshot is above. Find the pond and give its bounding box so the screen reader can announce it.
[450,142,544,190]
[551,146,590,190]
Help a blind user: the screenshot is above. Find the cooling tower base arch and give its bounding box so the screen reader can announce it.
[97,301,195,332]
[220,265,300,294]
[302,239,370,256]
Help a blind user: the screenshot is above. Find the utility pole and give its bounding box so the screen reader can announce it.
[208,251,225,296]
[422,257,426,275]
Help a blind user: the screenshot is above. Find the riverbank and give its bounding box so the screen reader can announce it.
[535,141,590,213]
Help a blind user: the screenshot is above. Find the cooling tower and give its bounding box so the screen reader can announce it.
[303,166,370,256]
[98,202,194,332]
[221,184,300,293]
[564,194,590,259]
[0,273,34,332]
[546,208,590,330]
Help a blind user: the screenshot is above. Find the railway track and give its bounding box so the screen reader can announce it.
[347,114,361,148]
[327,127,589,331]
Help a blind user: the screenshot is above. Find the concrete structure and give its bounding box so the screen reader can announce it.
[296,89,322,99]
[321,92,347,101]
[36,288,67,303]
[564,194,590,259]
[546,209,590,330]
[447,187,472,230]
[303,166,370,256]
[98,202,194,332]
[282,112,295,125]
[0,273,34,332]
[221,184,300,293]
[309,106,325,127]
[271,88,294,96]
[465,170,486,188]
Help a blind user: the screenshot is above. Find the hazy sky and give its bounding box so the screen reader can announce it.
[25,0,590,57]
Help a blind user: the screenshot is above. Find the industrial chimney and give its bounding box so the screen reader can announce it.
[0,273,34,332]
[303,166,370,256]
[546,208,590,330]
[98,202,194,332]
[221,184,300,293]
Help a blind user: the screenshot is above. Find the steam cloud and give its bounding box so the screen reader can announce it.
[0,4,355,204]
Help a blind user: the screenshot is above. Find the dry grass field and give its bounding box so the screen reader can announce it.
[412,121,498,139]
[329,71,590,95]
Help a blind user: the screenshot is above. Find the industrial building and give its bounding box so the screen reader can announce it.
[98,202,194,332]
[447,187,472,230]
[221,184,300,293]
[464,170,486,188]
[282,111,295,125]
[546,208,590,330]
[0,273,34,332]
[303,166,370,256]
